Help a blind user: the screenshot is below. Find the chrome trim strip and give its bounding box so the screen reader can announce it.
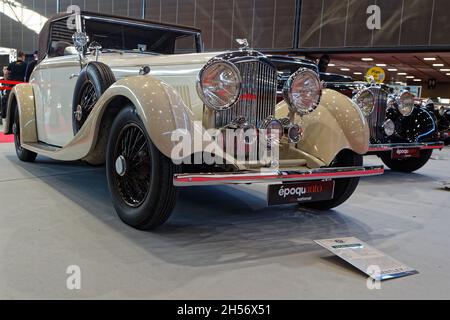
[173,165,384,186]
[368,142,444,152]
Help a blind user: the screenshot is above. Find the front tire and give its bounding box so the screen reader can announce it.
[300,150,362,210]
[379,149,433,173]
[13,107,37,162]
[106,106,179,230]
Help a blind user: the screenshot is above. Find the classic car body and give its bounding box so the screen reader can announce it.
[4,12,383,229]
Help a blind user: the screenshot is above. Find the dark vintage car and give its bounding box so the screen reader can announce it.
[326,81,444,172]
[267,55,444,172]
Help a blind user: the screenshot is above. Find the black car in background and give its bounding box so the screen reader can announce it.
[268,55,444,172]
[325,82,443,172]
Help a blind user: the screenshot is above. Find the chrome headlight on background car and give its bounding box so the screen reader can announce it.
[196,59,242,111]
[396,91,415,116]
[283,69,322,115]
[353,89,375,116]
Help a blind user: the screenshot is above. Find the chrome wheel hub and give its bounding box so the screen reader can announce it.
[115,155,127,177]
[74,105,83,122]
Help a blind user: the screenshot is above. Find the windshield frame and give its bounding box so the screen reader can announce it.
[83,14,203,54]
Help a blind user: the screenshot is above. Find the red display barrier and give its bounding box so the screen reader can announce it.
[0,80,25,91]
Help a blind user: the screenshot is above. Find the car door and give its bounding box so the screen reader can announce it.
[33,18,81,147]
[35,55,80,147]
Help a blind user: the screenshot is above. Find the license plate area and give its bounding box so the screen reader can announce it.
[268,180,335,206]
[392,147,421,159]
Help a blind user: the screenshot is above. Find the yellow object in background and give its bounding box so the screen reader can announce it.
[366,67,386,83]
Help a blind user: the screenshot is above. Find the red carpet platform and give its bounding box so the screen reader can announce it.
[0,132,14,143]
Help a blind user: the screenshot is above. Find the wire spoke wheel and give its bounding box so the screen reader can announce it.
[74,81,98,131]
[113,123,151,208]
[106,106,179,230]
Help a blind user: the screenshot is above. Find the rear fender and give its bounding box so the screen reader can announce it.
[4,84,38,144]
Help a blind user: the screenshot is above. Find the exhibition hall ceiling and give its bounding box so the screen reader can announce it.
[311,52,450,84]
[3,0,450,53]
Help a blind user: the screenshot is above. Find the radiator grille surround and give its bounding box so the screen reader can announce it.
[214,58,278,128]
[366,87,389,143]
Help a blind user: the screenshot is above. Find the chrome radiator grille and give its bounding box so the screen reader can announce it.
[214,60,277,128]
[367,87,388,142]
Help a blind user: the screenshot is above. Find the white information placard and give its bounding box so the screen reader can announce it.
[315,237,418,281]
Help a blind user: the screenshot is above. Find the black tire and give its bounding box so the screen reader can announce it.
[106,106,179,230]
[13,107,37,162]
[379,149,433,173]
[300,150,362,210]
[72,62,116,134]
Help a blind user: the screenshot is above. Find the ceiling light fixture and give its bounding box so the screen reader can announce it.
[424,57,436,61]
[361,58,374,61]
[433,64,444,67]
[340,68,350,71]
[353,72,362,75]
[398,73,407,75]
[406,76,414,79]
[376,64,387,67]
[440,69,450,72]
[388,68,398,71]
[413,79,422,82]
[328,63,336,67]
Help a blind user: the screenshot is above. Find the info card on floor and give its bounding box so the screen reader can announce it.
[314,237,418,281]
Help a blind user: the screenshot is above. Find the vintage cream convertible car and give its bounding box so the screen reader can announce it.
[4,12,383,230]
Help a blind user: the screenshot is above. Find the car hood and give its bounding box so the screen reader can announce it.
[98,51,223,78]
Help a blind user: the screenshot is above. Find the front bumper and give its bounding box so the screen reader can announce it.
[173,165,384,187]
[368,142,444,153]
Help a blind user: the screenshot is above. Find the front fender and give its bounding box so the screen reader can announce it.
[89,75,238,166]
[386,107,438,143]
[276,89,369,165]
[96,75,198,158]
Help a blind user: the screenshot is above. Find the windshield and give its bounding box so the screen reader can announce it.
[84,18,199,55]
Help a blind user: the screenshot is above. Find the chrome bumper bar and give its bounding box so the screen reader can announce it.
[173,165,384,187]
[368,142,444,153]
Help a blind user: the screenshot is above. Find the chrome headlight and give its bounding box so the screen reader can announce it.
[283,69,322,115]
[396,91,415,116]
[196,59,242,111]
[353,89,375,116]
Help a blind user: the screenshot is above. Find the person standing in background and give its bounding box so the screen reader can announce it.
[7,51,28,82]
[1,51,28,125]
[0,66,11,125]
